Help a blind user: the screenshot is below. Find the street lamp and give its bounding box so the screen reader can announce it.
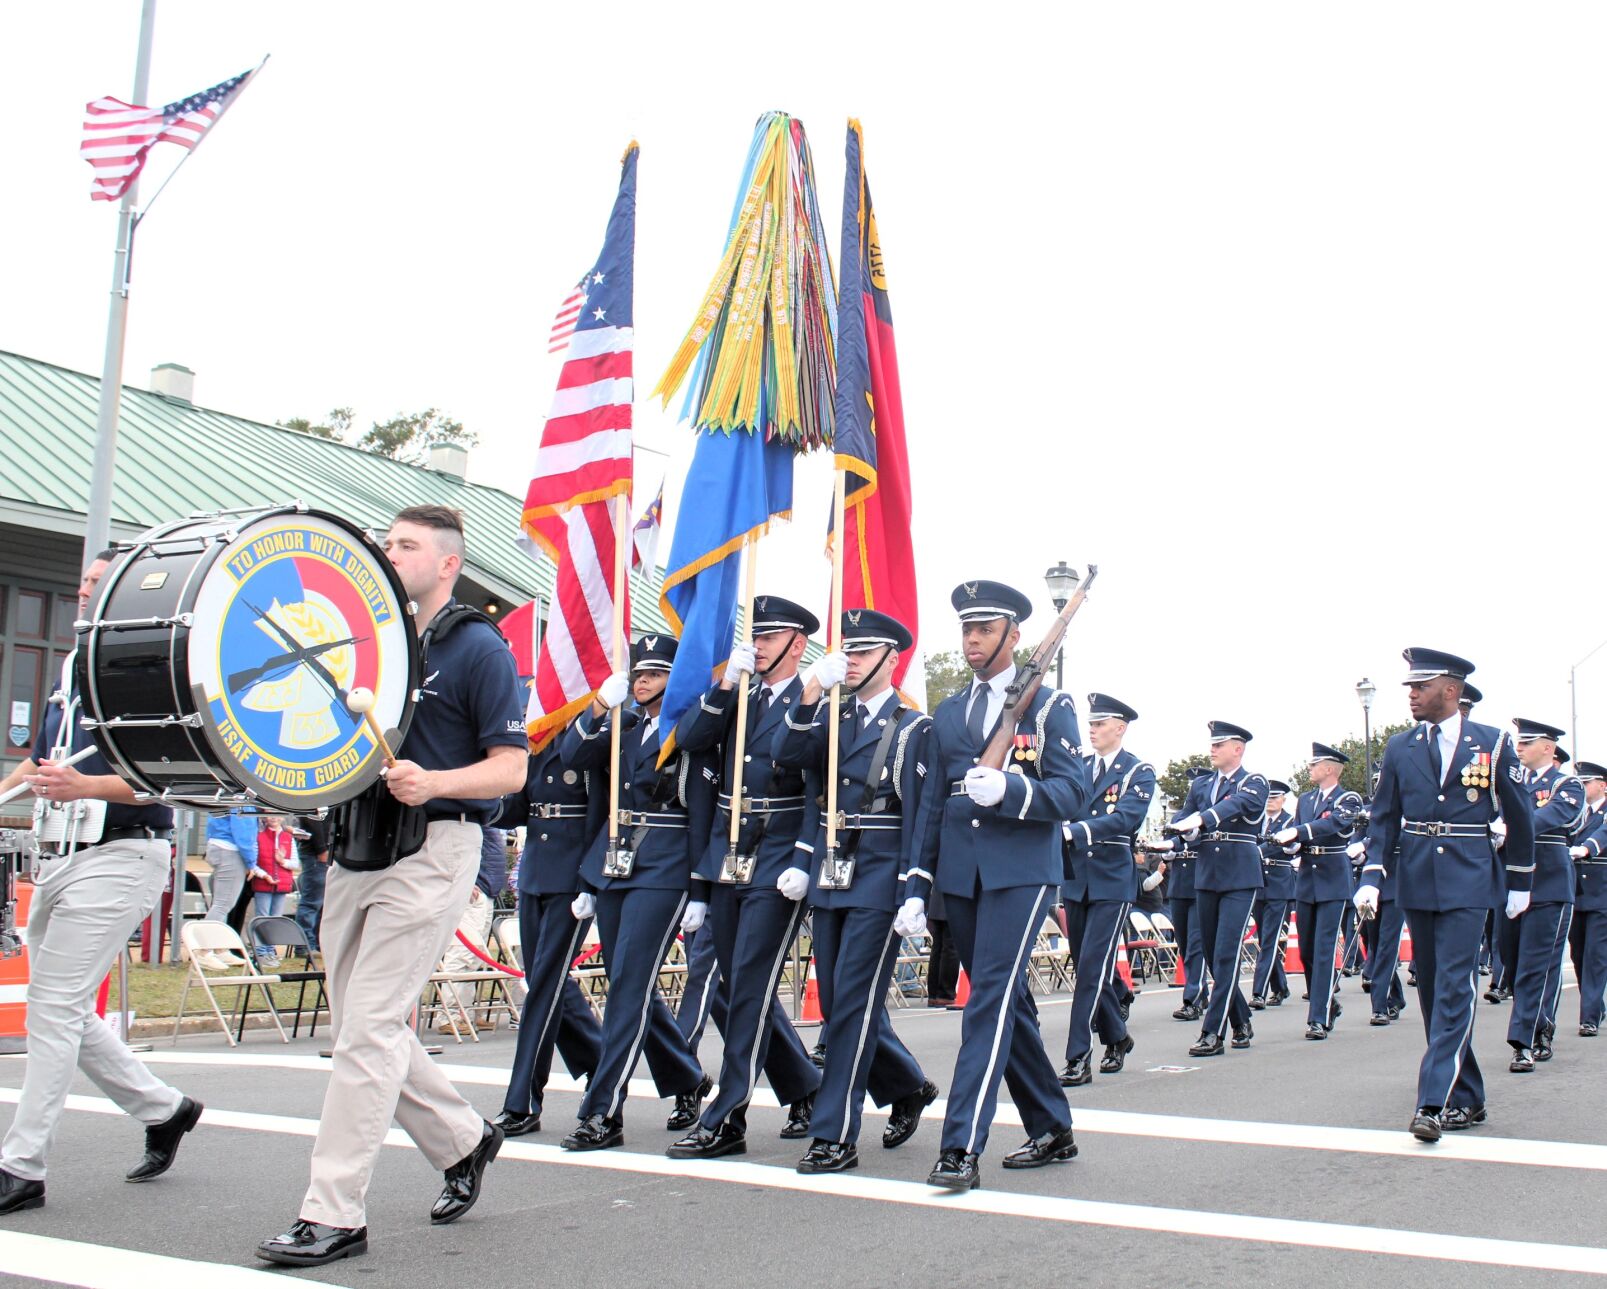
[1356,677,1377,799]
[1044,561,1079,689]
[1572,635,1607,757]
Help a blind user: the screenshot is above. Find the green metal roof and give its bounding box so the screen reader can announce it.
[0,348,673,631]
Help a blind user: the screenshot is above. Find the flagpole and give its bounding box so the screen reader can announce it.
[606,494,629,852]
[824,468,847,857]
[82,0,157,566]
[723,535,759,868]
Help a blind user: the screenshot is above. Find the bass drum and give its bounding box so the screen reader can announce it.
[78,505,418,812]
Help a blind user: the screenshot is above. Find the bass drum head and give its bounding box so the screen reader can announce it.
[186,510,417,811]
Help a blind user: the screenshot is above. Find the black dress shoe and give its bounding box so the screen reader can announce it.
[1409,1109,1443,1143]
[1535,1036,1554,1062]
[1509,1046,1536,1073]
[1268,991,1287,1007]
[1189,1033,1224,1058]
[1172,1002,1202,1021]
[256,1220,368,1266]
[1581,1022,1600,1037]
[1230,1023,1253,1050]
[1058,1055,1093,1087]
[562,1114,624,1151]
[883,1080,938,1149]
[1369,1013,1391,1026]
[1099,1034,1135,1074]
[1306,1022,1328,1040]
[797,1139,859,1174]
[809,1041,827,1069]
[926,1148,981,1190]
[1483,987,1502,1004]
[665,1075,713,1131]
[1001,1125,1077,1169]
[0,1168,44,1215]
[1386,1005,1402,1020]
[431,1121,504,1225]
[779,1093,814,1140]
[666,1122,746,1160]
[1442,1104,1488,1131]
[1328,1001,1343,1027]
[1301,991,1309,1000]
[1249,994,1267,1010]
[1118,998,1132,1021]
[491,1110,541,1137]
[1361,978,1373,993]
[126,1096,203,1183]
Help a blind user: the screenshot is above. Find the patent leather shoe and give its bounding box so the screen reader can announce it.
[1001,1126,1077,1170]
[666,1121,746,1160]
[665,1075,713,1131]
[431,1121,503,1224]
[1509,1046,1535,1073]
[1172,1002,1202,1021]
[1249,994,1267,1010]
[1369,1013,1391,1027]
[883,1080,938,1149]
[926,1148,981,1190]
[1409,1109,1442,1143]
[1442,1104,1487,1131]
[1058,1055,1093,1087]
[491,1110,541,1137]
[1306,1022,1328,1040]
[797,1139,858,1174]
[779,1093,814,1140]
[1267,991,1288,1007]
[1230,1023,1253,1049]
[1581,1022,1600,1037]
[1189,1033,1224,1058]
[256,1220,368,1266]
[809,1041,827,1068]
[1535,1035,1554,1062]
[0,1169,44,1215]
[127,1096,203,1182]
[562,1114,623,1151]
[1099,1034,1135,1074]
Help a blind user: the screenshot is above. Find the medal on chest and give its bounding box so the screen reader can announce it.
[1460,753,1490,794]
[1104,784,1120,813]
[1012,733,1039,764]
[1535,788,1552,809]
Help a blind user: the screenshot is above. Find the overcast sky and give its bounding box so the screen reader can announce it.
[5,3,1606,774]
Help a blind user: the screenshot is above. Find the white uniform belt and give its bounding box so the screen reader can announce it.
[1402,820,1486,837]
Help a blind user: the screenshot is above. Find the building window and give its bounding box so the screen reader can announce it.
[8,645,41,751]
[15,591,45,641]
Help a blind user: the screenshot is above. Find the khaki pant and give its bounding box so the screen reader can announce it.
[299,821,485,1228]
[0,838,182,1180]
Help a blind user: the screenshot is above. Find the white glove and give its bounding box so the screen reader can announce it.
[963,765,1007,807]
[570,892,596,920]
[893,896,927,938]
[1505,890,1530,920]
[1573,845,1591,860]
[1353,884,1380,916]
[1346,840,1368,860]
[776,866,810,901]
[804,651,849,692]
[1289,855,1303,870]
[1169,813,1203,835]
[597,671,630,710]
[1147,838,1174,853]
[1273,826,1298,845]
[680,900,707,935]
[723,642,757,685]
[1281,844,1301,856]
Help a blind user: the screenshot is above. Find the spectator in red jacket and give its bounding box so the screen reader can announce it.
[249,817,300,967]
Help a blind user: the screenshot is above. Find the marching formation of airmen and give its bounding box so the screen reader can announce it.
[3,507,1604,1271]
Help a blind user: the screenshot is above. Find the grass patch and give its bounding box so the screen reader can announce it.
[107,960,325,1019]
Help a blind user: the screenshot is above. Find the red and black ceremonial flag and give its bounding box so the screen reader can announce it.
[831,120,918,689]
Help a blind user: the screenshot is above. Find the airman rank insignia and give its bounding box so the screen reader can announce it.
[1013,732,1038,763]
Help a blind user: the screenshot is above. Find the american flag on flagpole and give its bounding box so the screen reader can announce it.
[549,280,587,353]
[80,64,261,203]
[519,143,639,751]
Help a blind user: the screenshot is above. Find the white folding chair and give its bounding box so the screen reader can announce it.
[174,922,287,1047]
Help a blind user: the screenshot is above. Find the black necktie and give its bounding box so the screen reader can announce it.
[749,685,769,732]
[1095,757,1107,782]
[966,682,989,746]
[1428,724,1443,782]
[859,702,873,729]
[1215,774,1230,803]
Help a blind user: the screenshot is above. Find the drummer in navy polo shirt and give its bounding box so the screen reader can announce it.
[261,505,527,1268]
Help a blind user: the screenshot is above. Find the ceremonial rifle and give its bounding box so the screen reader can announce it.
[976,566,1099,772]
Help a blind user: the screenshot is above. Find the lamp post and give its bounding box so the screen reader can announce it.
[1356,677,1377,799]
[1572,635,1607,757]
[1044,561,1079,690]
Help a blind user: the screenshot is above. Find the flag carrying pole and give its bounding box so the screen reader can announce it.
[722,536,759,873]
[82,0,157,566]
[606,494,629,855]
[824,468,847,857]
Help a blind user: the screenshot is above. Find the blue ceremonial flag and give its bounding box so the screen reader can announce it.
[656,424,794,758]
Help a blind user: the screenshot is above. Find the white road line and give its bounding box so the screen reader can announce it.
[7,1088,1607,1277]
[0,1229,340,1288]
[123,1050,1607,1173]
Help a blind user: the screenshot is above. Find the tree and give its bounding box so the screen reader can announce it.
[923,646,1034,710]
[276,406,476,464]
[1156,753,1211,813]
[278,407,353,441]
[1284,722,1412,799]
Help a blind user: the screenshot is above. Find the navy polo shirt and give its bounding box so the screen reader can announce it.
[403,603,527,822]
[31,689,173,830]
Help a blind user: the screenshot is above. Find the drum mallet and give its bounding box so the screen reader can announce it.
[346,688,398,767]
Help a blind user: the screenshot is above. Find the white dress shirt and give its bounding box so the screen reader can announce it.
[967,663,1015,734]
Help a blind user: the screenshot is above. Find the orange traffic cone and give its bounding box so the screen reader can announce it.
[1115,941,1134,992]
[0,883,33,1055]
[952,969,971,1009]
[1172,956,1187,987]
[1399,923,1413,964]
[1283,921,1303,976]
[800,954,822,1023]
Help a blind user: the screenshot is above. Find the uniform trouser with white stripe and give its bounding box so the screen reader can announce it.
[700,885,820,1132]
[1506,900,1573,1049]
[1405,906,1485,1112]
[675,924,718,1048]
[301,822,487,1228]
[1062,896,1130,1063]
[1250,896,1289,999]
[579,886,703,1122]
[1366,900,1408,1017]
[1540,904,1574,1037]
[0,839,182,1181]
[1168,895,1207,1005]
[500,892,602,1118]
[1295,899,1345,1029]
[806,906,915,1144]
[1577,909,1607,1027]
[1495,911,1521,993]
[1195,888,1254,1038]
[940,884,1070,1156]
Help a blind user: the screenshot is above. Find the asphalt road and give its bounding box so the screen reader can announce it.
[2,969,1604,1288]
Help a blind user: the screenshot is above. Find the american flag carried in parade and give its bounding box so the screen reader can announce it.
[519,144,639,751]
[80,65,261,203]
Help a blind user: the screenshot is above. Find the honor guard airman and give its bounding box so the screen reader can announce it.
[557,635,717,1152]
[1356,648,1534,1142]
[1165,767,1212,1020]
[1250,780,1295,1008]
[921,581,1090,1190]
[1059,693,1153,1085]
[1505,719,1584,1071]
[1274,745,1364,1039]
[666,596,824,1159]
[1158,722,1268,1056]
[772,609,940,1174]
[1568,761,1607,1035]
[491,718,605,1137]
